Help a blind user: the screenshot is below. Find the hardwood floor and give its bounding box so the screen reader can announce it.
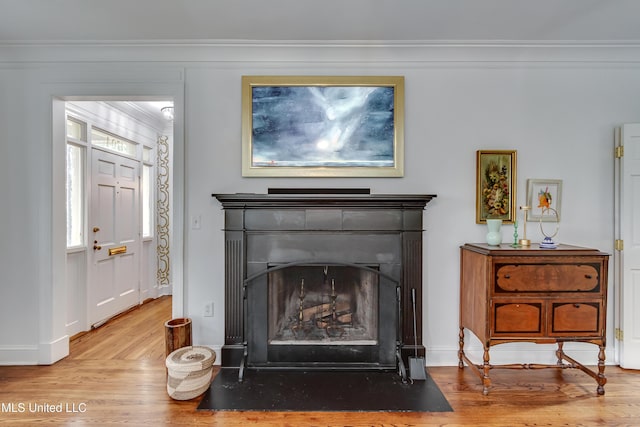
[1,295,639,426]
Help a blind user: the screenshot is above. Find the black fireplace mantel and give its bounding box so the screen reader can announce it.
[213,191,436,210]
[212,190,436,372]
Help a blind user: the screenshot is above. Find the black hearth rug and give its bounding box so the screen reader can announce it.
[197,368,453,412]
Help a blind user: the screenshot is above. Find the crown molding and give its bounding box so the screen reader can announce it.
[2,39,640,64]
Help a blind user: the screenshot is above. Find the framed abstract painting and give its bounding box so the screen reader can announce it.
[241,75,404,177]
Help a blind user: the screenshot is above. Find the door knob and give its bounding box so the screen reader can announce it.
[93,227,100,233]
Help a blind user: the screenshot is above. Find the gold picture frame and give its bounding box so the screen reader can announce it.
[476,150,517,224]
[242,75,404,177]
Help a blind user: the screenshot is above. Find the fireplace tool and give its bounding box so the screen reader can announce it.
[409,288,427,381]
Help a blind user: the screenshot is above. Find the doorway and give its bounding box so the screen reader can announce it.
[64,100,174,335]
[615,123,640,369]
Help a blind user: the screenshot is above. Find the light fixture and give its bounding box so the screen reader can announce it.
[161,106,174,121]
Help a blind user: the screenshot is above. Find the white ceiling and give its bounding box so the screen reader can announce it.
[2,0,640,43]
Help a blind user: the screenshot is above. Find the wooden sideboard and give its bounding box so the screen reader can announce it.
[458,243,609,395]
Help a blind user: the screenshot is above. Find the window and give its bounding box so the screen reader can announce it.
[66,117,86,248]
[66,143,85,247]
[67,118,85,140]
[91,128,137,157]
[142,146,153,163]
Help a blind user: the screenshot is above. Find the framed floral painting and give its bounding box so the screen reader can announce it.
[476,150,517,224]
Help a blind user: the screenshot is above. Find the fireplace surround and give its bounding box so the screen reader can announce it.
[213,189,435,379]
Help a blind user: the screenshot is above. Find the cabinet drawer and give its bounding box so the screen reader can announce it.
[550,301,601,336]
[495,264,599,293]
[492,301,543,335]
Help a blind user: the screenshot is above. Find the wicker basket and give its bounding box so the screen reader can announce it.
[165,346,215,400]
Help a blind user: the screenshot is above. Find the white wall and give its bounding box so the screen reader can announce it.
[0,69,41,362]
[1,43,639,366]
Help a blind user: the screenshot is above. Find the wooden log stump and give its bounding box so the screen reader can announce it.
[164,318,192,357]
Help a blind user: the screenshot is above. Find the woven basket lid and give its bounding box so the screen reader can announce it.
[166,346,215,372]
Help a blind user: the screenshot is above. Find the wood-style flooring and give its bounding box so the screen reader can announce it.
[1,295,639,426]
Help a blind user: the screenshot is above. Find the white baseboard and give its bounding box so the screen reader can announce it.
[206,345,222,365]
[0,345,39,365]
[38,335,69,365]
[158,286,173,297]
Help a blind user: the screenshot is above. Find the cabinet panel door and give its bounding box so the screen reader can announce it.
[550,301,601,336]
[492,300,544,336]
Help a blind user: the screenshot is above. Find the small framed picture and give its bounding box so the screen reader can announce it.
[476,150,517,223]
[526,179,562,222]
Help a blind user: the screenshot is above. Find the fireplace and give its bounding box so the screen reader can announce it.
[246,262,399,369]
[213,190,435,378]
[268,265,378,346]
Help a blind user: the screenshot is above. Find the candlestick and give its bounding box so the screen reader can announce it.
[518,206,531,247]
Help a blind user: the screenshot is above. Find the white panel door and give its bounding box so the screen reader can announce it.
[617,124,640,369]
[89,148,141,326]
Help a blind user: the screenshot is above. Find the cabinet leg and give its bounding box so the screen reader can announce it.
[556,341,565,366]
[482,345,491,395]
[458,326,465,369]
[597,344,607,396]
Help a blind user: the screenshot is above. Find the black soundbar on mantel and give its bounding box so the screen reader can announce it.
[267,188,371,195]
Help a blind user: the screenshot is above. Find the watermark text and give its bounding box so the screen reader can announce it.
[1,402,87,413]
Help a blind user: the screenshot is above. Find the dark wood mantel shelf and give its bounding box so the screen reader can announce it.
[212,192,436,210]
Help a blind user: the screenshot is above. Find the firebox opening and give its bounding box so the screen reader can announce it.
[268,265,379,346]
